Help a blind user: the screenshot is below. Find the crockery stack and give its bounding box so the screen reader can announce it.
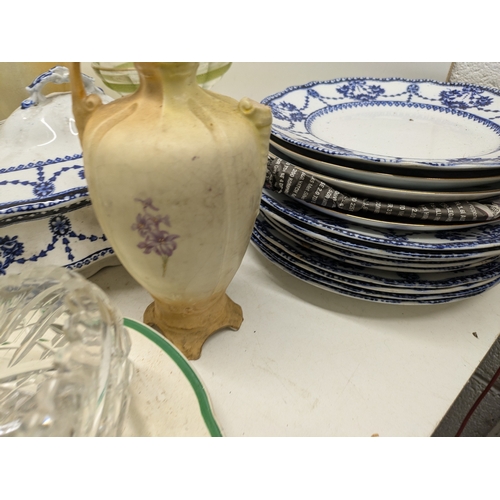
[252,77,500,304]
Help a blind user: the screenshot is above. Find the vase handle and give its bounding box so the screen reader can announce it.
[69,62,104,139]
[238,97,272,164]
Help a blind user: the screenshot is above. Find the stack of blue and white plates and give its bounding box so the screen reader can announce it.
[253,77,500,304]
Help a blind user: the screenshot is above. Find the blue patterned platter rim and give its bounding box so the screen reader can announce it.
[0,154,88,221]
[262,190,500,252]
[251,233,500,305]
[262,78,500,169]
[260,211,496,272]
[253,216,500,290]
[0,203,116,278]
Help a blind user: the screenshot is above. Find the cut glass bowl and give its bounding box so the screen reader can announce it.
[0,266,133,436]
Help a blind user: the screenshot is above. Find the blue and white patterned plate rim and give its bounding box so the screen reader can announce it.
[259,210,496,271]
[259,203,500,261]
[252,229,500,297]
[250,235,500,305]
[0,153,88,219]
[262,77,500,169]
[254,216,500,289]
[262,190,500,251]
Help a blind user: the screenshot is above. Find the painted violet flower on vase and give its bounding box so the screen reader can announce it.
[131,198,179,276]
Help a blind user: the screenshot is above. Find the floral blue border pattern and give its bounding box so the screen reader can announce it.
[0,154,87,216]
[261,78,500,168]
[0,154,82,174]
[0,211,110,275]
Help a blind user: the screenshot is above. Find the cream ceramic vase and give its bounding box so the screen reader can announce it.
[70,62,271,359]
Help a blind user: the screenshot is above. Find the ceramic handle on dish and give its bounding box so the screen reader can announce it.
[21,65,104,110]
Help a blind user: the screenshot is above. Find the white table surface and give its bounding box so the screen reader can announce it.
[89,243,500,437]
[85,62,499,437]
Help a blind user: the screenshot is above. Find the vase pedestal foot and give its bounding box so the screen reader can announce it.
[143,292,243,360]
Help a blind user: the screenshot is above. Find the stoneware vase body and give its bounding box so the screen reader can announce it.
[70,63,271,359]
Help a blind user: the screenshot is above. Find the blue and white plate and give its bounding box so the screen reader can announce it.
[269,139,500,191]
[253,231,500,299]
[253,217,500,292]
[0,68,113,220]
[261,202,500,265]
[268,150,500,205]
[0,153,88,221]
[260,200,500,262]
[262,191,500,252]
[260,211,496,272]
[262,78,500,170]
[251,233,500,305]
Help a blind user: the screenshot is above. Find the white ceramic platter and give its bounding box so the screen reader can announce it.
[0,69,113,219]
[261,190,500,252]
[122,317,222,437]
[268,152,500,204]
[270,140,500,190]
[262,78,500,170]
[0,68,119,278]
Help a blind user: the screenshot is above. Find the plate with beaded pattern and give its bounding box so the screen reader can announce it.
[262,78,500,170]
